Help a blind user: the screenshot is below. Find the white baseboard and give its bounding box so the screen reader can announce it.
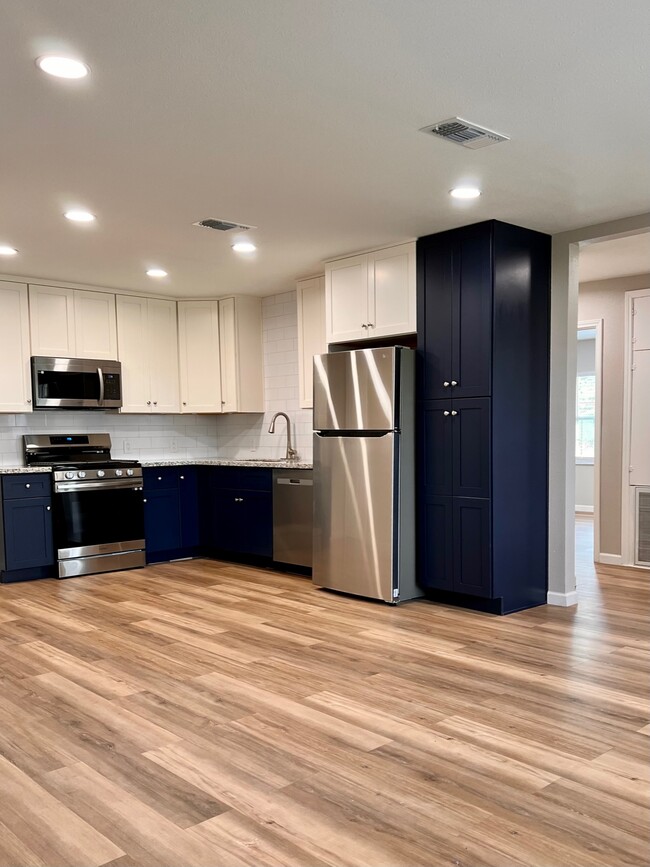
[575,505,594,513]
[597,553,623,565]
[547,590,579,607]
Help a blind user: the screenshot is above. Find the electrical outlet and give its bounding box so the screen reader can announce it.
[124,440,131,453]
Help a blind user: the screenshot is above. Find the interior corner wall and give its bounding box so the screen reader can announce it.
[578,272,650,556]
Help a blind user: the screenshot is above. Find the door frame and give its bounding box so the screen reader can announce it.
[576,318,603,563]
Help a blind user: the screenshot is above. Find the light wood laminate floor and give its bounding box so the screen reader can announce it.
[0,530,648,867]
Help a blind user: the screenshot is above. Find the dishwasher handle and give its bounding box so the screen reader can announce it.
[276,478,313,486]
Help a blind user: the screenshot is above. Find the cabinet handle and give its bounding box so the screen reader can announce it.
[147,400,151,406]
[361,323,368,329]
[46,505,51,511]
[367,322,374,328]
[451,381,458,387]
[443,411,450,416]
[443,381,450,387]
[235,497,244,503]
[25,483,31,489]
[451,410,458,416]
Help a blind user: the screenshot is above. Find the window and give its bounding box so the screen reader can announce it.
[576,373,596,462]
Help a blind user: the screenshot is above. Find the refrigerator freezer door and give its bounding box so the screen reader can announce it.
[313,348,397,431]
[313,432,395,602]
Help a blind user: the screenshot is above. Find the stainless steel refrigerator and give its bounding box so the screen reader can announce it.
[312,346,420,604]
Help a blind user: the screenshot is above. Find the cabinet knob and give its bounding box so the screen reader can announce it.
[451,381,458,386]
[143,498,147,503]
[221,400,226,405]
[25,483,31,489]
[157,476,162,481]
[443,411,450,417]
[451,410,458,416]
[183,401,187,406]
[153,401,158,406]
[443,381,450,387]
[180,475,185,480]
[26,398,32,404]
[147,400,151,406]
[362,324,368,329]
[46,505,51,511]
[367,323,374,328]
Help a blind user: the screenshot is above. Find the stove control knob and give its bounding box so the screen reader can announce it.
[97,470,106,478]
[115,469,124,477]
[65,471,75,480]
[78,471,86,479]
[126,468,134,476]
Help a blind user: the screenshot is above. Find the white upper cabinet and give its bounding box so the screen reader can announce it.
[218,296,263,413]
[74,290,118,359]
[116,295,180,413]
[29,285,76,356]
[630,349,650,486]
[0,281,32,413]
[325,242,416,344]
[29,285,117,359]
[297,276,326,408]
[178,300,222,413]
[633,295,650,351]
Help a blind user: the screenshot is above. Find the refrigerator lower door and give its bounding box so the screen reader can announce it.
[313,432,396,603]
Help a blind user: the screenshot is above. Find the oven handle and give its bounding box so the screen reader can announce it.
[98,367,105,405]
[55,479,143,493]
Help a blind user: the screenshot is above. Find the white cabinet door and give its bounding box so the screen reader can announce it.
[0,281,32,413]
[633,295,650,351]
[297,276,326,408]
[368,243,416,338]
[630,349,650,486]
[29,285,76,356]
[178,300,222,412]
[148,299,180,414]
[116,295,152,413]
[74,290,118,359]
[218,297,238,413]
[325,254,369,343]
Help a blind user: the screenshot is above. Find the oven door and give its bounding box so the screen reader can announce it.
[53,479,145,559]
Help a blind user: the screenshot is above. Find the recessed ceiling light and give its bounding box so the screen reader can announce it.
[450,186,481,200]
[36,55,90,79]
[0,245,18,256]
[232,242,256,253]
[64,209,96,223]
[146,268,168,278]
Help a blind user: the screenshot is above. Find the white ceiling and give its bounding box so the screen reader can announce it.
[579,233,650,283]
[1,0,649,298]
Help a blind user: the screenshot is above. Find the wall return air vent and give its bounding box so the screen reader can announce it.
[193,218,256,232]
[420,117,509,149]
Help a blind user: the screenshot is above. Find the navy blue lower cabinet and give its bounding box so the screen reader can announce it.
[178,468,200,549]
[1,496,55,580]
[420,496,454,591]
[452,398,491,499]
[453,498,491,597]
[210,489,273,559]
[144,488,182,561]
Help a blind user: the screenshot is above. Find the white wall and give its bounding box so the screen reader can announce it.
[214,290,314,461]
[575,336,595,511]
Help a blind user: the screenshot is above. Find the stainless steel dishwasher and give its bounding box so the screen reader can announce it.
[272,469,313,568]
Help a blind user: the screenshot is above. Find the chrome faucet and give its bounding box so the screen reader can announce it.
[268,412,298,461]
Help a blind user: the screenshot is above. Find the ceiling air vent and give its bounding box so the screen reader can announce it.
[420,117,509,149]
[193,218,256,232]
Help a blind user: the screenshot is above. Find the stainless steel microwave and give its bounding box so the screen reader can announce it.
[31,356,123,410]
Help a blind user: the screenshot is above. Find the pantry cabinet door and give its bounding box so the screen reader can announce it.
[148,299,180,414]
[0,281,32,413]
[116,295,152,413]
[74,290,118,360]
[325,255,369,343]
[368,243,416,338]
[29,285,76,356]
[297,276,326,408]
[178,300,222,413]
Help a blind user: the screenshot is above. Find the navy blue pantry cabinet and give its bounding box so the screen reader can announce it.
[143,467,199,563]
[0,473,55,582]
[200,467,273,560]
[417,220,550,613]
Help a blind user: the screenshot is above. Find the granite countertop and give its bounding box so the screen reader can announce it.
[0,458,313,475]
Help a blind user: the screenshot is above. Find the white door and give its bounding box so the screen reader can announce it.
[325,255,369,343]
[148,299,180,413]
[178,300,222,412]
[116,295,151,413]
[368,243,416,338]
[0,281,32,413]
[630,349,650,486]
[633,295,650,351]
[74,290,118,359]
[297,276,326,408]
[29,285,76,356]
[218,297,238,413]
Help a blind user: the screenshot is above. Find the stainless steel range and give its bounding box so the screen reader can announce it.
[24,434,145,578]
